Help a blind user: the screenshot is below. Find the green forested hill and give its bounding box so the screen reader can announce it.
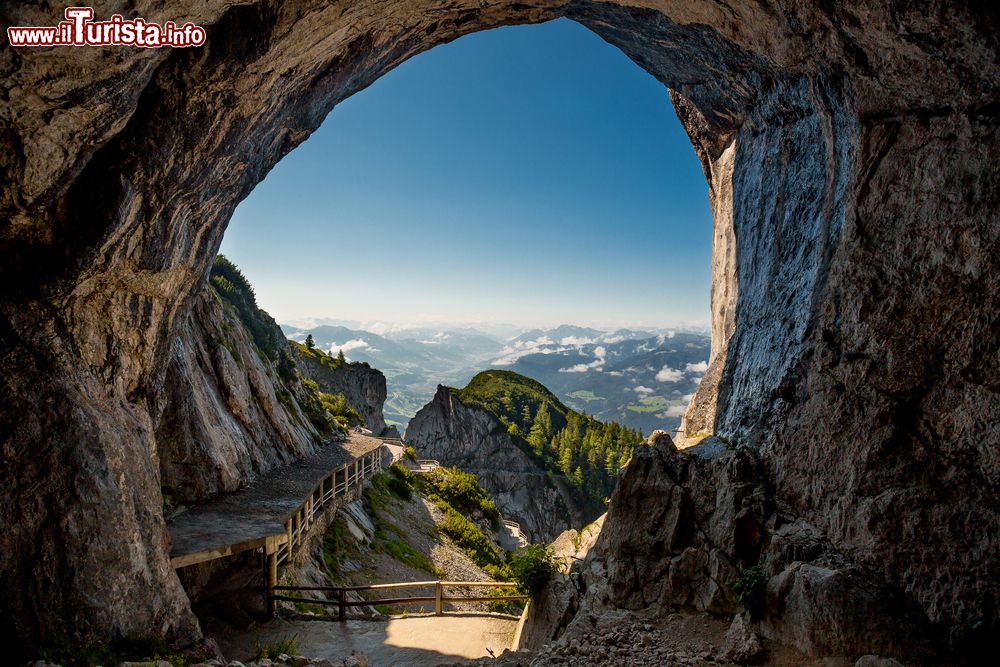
[450,370,643,505]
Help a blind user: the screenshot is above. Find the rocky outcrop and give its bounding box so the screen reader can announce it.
[293,350,388,435]
[157,287,321,504]
[533,431,944,663]
[1,0,998,658]
[598,432,770,615]
[405,386,581,542]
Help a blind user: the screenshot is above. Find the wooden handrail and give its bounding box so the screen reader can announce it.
[273,579,527,620]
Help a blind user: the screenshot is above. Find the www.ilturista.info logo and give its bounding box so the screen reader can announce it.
[7,7,206,48]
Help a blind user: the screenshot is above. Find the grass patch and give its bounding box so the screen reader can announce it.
[253,635,299,661]
[422,467,501,530]
[438,504,505,570]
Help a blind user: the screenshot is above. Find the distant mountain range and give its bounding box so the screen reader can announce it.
[282,322,710,434]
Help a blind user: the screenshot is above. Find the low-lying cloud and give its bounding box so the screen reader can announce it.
[655,365,684,382]
[328,339,371,354]
[559,346,606,373]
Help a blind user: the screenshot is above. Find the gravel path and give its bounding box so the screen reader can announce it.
[219,615,518,666]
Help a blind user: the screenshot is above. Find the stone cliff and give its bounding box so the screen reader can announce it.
[293,347,389,436]
[405,385,583,543]
[1,0,997,661]
[157,286,323,504]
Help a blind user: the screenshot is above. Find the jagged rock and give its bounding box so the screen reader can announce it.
[293,350,389,435]
[597,433,770,614]
[405,385,580,542]
[721,614,763,663]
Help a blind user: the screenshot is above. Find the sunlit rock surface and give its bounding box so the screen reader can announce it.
[405,385,580,542]
[0,0,997,659]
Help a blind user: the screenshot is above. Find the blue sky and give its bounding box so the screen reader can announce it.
[221,18,711,330]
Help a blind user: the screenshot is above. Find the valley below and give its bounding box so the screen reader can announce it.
[283,322,711,436]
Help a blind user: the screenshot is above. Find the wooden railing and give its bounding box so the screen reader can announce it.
[415,459,440,472]
[271,580,527,621]
[276,447,383,566]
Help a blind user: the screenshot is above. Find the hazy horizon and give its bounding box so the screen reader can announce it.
[278,315,711,340]
[221,19,712,329]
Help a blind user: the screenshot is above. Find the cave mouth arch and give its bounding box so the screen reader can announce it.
[220,17,714,438]
[2,0,997,657]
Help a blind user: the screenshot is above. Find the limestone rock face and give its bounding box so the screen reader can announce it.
[598,432,771,615]
[405,386,580,542]
[294,351,389,436]
[156,287,322,503]
[1,0,998,657]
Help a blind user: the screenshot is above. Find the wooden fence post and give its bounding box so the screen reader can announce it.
[264,538,278,619]
[434,581,443,616]
[338,588,346,622]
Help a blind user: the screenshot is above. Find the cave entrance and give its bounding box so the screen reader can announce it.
[218,18,714,441]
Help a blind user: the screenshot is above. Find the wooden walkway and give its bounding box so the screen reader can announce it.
[168,434,386,569]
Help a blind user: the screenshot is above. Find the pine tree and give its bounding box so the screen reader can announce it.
[305,334,315,350]
[336,349,346,365]
[527,404,553,457]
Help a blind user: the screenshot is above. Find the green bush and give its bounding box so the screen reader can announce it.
[425,467,501,530]
[319,391,365,427]
[404,446,417,461]
[734,565,768,620]
[485,586,526,615]
[440,506,503,569]
[510,544,559,596]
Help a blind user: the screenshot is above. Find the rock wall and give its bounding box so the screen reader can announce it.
[294,350,389,436]
[0,0,997,657]
[157,286,321,504]
[405,386,581,542]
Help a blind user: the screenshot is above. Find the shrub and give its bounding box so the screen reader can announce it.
[440,506,503,569]
[485,586,526,615]
[425,467,501,530]
[386,475,412,500]
[734,565,768,620]
[510,544,559,596]
[404,446,417,461]
[319,391,365,427]
[253,635,299,661]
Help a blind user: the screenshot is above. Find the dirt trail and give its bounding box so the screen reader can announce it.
[219,614,518,666]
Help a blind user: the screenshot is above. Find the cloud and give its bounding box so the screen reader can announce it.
[655,366,684,382]
[560,335,595,346]
[558,346,606,373]
[608,371,624,377]
[685,360,709,373]
[491,336,566,365]
[665,405,687,417]
[600,334,626,344]
[328,339,370,354]
[633,385,654,395]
